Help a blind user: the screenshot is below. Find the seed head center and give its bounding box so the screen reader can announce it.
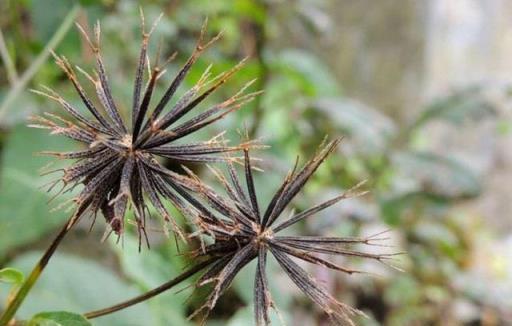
[121,134,133,148]
[255,228,273,246]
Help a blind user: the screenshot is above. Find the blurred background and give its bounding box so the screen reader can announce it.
[1,0,512,325]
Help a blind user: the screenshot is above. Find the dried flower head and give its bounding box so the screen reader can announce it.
[29,14,259,244]
[182,140,398,325]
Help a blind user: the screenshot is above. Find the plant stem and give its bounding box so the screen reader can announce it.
[0,4,80,123]
[248,1,269,138]
[0,29,18,86]
[84,259,213,319]
[0,215,78,326]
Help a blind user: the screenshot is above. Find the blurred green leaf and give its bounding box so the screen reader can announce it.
[0,125,75,258]
[414,221,458,248]
[0,268,24,285]
[391,151,481,198]
[28,311,91,326]
[412,220,467,262]
[384,275,421,306]
[273,49,340,97]
[77,0,104,6]
[112,235,190,326]
[30,0,76,43]
[380,192,448,226]
[226,307,252,326]
[0,252,154,326]
[230,259,255,305]
[233,0,266,24]
[407,86,496,134]
[312,97,396,155]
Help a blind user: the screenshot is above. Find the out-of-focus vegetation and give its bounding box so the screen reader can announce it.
[0,0,511,325]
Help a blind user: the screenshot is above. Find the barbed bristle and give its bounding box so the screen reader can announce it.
[34,14,260,251]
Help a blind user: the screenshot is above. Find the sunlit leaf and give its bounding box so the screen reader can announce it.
[28,311,91,326]
[0,268,24,285]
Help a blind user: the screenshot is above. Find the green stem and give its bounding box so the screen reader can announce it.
[84,259,213,320]
[0,29,18,86]
[248,1,269,138]
[0,215,78,326]
[0,4,80,123]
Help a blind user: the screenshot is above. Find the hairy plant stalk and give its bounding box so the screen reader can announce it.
[84,259,214,319]
[0,215,79,326]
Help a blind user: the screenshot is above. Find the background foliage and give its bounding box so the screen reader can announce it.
[0,0,511,325]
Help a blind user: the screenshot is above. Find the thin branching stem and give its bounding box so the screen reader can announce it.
[83,259,214,319]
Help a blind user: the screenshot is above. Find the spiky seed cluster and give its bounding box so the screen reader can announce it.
[30,16,259,243]
[181,140,398,325]
[29,13,397,325]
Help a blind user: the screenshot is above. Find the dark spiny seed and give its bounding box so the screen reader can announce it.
[32,15,259,246]
[182,140,398,326]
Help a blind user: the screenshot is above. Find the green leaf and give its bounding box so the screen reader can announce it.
[0,267,24,284]
[413,221,463,260]
[273,49,340,97]
[0,252,155,326]
[226,307,253,326]
[233,0,267,24]
[312,97,396,155]
[384,275,421,306]
[391,151,481,198]
[28,311,91,326]
[407,86,496,133]
[30,0,75,43]
[379,192,448,226]
[0,125,75,258]
[112,235,190,326]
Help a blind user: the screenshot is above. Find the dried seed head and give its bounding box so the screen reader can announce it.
[184,141,399,325]
[32,15,258,247]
